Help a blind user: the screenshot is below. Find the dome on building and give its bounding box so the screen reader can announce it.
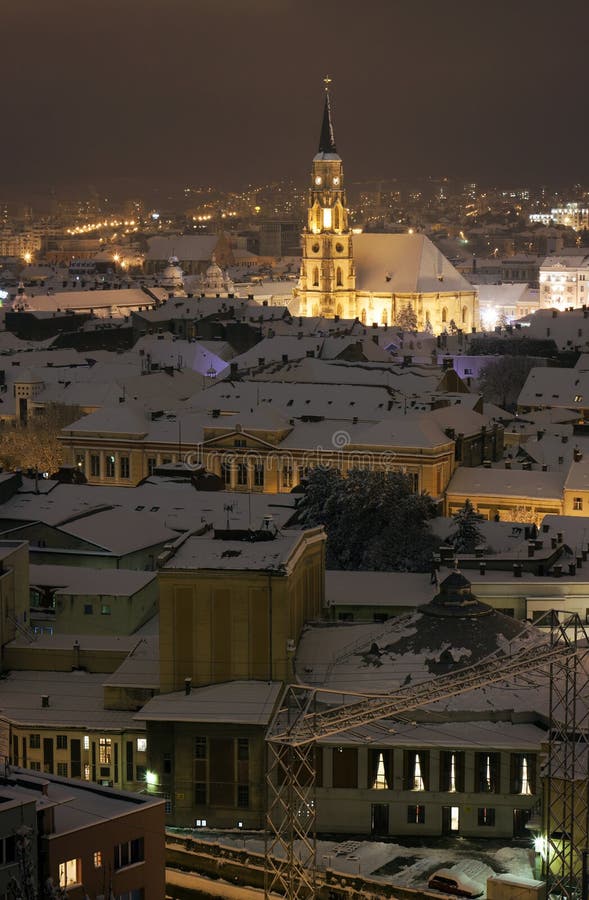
[11,282,31,312]
[158,257,186,296]
[422,570,492,618]
[203,254,234,294]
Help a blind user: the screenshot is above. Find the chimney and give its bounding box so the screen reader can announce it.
[562,435,569,444]
[184,678,192,696]
[505,460,511,469]
[513,563,522,578]
[552,309,558,318]
[542,464,548,472]
[551,536,557,549]
[282,354,288,364]
[528,542,535,558]
[258,357,265,367]
[73,639,80,669]
[483,459,491,468]
[577,556,583,569]
[553,564,563,578]
[230,362,238,378]
[41,695,49,708]
[574,446,583,462]
[479,561,486,576]
[557,531,563,543]
[569,563,577,576]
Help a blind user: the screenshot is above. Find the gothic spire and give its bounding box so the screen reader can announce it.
[318,75,337,154]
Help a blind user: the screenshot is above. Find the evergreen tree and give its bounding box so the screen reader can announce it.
[448,499,484,553]
[394,304,418,332]
[296,468,440,571]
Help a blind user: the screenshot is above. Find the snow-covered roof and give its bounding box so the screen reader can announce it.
[146,234,219,262]
[447,466,565,501]
[0,670,143,730]
[29,564,156,597]
[58,507,180,554]
[353,233,474,294]
[162,528,320,573]
[136,680,282,725]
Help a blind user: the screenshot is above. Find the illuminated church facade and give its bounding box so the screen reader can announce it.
[296,85,479,334]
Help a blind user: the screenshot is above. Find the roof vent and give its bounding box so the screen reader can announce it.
[41,695,49,708]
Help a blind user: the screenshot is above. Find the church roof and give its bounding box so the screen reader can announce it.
[353,233,474,294]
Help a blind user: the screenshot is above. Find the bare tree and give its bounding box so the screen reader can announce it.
[478,356,537,410]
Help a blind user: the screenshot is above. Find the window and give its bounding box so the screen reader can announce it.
[574,497,583,511]
[29,734,40,749]
[57,735,68,750]
[84,604,93,615]
[195,818,207,827]
[407,804,425,824]
[164,793,172,815]
[99,737,112,765]
[221,462,231,485]
[371,752,389,790]
[441,307,448,323]
[84,764,91,780]
[412,752,425,791]
[163,753,172,775]
[29,761,41,771]
[59,859,81,888]
[253,463,264,487]
[336,267,343,287]
[101,604,111,616]
[281,465,293,489]
[237,738,249,762]
[94,851,102,868]
[234,438,246,448]
[105,455,115,478]
[114,837,144,870]
[195,737,207,759]
[136,765,146,782]
[136,738,147,753]
[476,752,499,793]
[194,782,207,804]
[90,454,100,477]
[120,456,130,479]
[237,463,248,486]
[312,266,319,287]
[237,784,249,808]
[478,807,495,826]
[147,458,156,476]
[83,735,90,751]
[511,753,535,795]
[57,763,68,777]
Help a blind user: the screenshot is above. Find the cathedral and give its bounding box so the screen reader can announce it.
[295,84,479,334]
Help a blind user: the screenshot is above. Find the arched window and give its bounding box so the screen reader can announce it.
[334,207,340,231]
[441,307,448,323]
[312,266,319,287]
[336,304,343,318]
[361,308,367,325]
[336,266,343,287]
[462,305,468,324]
[381,309,388,325]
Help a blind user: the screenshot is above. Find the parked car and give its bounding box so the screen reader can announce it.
[428,868,484,898]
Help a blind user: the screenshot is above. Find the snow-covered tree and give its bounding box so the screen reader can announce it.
[0,403,83,474]
[394,304,418,332]
[448,499,485,553]
[478,356,536,410]
[296,468,440,571]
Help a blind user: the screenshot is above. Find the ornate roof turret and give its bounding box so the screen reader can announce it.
[422,569,492,618]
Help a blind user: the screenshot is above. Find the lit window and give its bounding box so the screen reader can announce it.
[59,859,81,888]
[136,738,147,753]
[101,604,111,616]
[83,735,90,751]
[574,497,583,511]
[93,851,102,868]
[520,756,532,795]
[195,818,207,827]
[99,738,112,765]
[84,764,91,781]
[412,753,425,791]
[449,752,457,793]
[372,752,389,790]
[323,208,332,230]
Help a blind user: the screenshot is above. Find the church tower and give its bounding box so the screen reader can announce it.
[298,78,356,319]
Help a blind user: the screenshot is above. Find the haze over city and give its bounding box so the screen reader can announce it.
[3,0,589,201]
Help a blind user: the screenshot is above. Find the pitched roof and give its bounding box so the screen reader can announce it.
[353,233,474,294]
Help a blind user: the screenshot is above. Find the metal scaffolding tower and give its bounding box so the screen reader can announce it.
[264,615,586,900]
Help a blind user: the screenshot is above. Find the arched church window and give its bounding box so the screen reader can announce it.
[361,308,367,325]
[442,307,448,323]
[462,305,468,324]
[334,207,340,231]
[336,267,343,287]
[381,309,388,325]
[312,267,319,287]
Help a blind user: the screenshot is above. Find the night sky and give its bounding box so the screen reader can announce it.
[3,0,589,197]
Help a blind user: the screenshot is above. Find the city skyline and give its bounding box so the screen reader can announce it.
[3,0,589,200]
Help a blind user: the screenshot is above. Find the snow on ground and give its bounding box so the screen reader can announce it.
[169,829,536,897]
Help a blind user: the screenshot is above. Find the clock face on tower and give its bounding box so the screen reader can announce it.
[333,176,340,185]
[314,176,322,186]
